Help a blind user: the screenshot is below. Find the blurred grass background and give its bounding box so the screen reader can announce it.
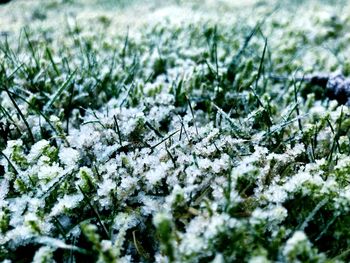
[0,0,349,48]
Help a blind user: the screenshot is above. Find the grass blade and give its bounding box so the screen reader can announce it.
[44,70,76,112]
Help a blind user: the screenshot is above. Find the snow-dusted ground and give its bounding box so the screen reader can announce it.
[1,0,350,262]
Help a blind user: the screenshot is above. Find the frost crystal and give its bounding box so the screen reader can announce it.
[59,147,80,167]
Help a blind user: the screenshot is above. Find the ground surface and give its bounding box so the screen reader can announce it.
[1,0,350,262]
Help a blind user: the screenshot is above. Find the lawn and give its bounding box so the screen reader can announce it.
[1,0,350,262]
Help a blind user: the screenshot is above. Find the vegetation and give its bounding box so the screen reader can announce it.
[1,0,350,262]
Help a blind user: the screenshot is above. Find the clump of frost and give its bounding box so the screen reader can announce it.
[59,147,80,167]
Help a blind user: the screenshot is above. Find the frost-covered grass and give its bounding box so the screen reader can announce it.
[1,0,350,262]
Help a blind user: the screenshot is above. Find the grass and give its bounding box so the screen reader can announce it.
[1,0,350,262]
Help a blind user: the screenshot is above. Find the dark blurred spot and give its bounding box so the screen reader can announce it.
[0,0,11,4]
[152,58,167,80]
[310,75,329,88]
[0,31,9,37]
[0,165,4,177]
[226,64,236,82]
